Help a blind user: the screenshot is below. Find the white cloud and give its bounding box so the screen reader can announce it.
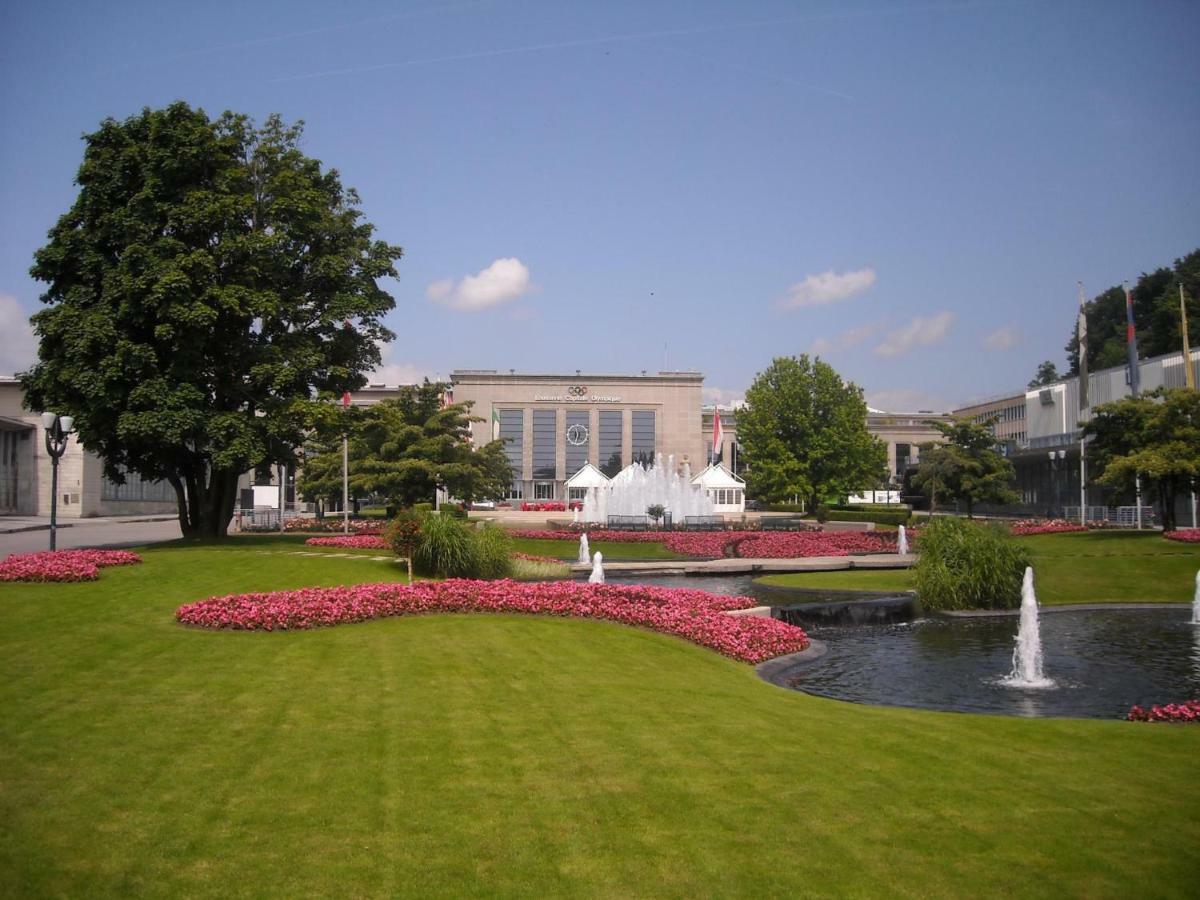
[364,342,433,386]
[0,293,38,375]
[427,257,532,311]
[866,388,951,414]
[778,266,876,309]
[810,320,882,355]
[983,325,1020,351]
[873,311,954,358]
[703,386,745,409]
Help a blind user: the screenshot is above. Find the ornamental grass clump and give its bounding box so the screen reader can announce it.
[914,517,1030,611]
[413,512,476,578]
[471,523,513,580]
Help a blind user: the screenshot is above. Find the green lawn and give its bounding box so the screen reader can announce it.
[509,537,688,561]
[758,531,1200,605]
[2,542,1199,897]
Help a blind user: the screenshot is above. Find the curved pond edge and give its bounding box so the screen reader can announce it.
[755,639,830,689]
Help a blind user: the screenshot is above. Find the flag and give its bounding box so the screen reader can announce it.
[712,410,723,463]
[342,391,351,410]
[1125,285,1141,397]
[492,407,501,441]
[1182,284,1196,390]
[1076,282,1088,412]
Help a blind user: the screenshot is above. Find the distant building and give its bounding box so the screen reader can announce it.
[0,376,176,518]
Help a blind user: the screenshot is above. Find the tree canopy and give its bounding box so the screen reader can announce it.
[1027,360,1060,389]
[910,417,1018,517]
[1066,248,1200,375]
[298,384,513,510]
[1082,387,1200,532]
[21,103,402,537]
[737,355,885,509]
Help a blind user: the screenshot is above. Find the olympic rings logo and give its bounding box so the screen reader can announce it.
[567,385,588,397]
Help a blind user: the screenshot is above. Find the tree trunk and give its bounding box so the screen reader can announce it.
[168,475,195,538]
[183,466,241,539]
[1159,481,1176,532]
[966,497,974,519]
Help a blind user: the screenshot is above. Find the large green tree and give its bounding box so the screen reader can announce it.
[910,417,1018,517]
[1066,249,1200,375]
[737,355,885,509]
[1082,387,1200,532]
[21,103,402,537]
[299,384,513,510]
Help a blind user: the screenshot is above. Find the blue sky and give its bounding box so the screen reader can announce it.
[2,0,1198,411]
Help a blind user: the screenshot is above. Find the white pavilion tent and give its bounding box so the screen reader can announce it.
[565,463,610,504]
[690,464,746,514]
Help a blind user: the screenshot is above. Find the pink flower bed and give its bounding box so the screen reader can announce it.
[1164,529,1200,544]
[508,528,894,559]
[304,535,389,550]
[176,580,809,663]
[0,549,142,583]
[1127,700,1200,723]
[282,517,383,535]
[1010,519,1088,536]
[519,501,582,512]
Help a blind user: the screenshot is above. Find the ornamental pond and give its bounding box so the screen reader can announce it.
[597,574,1200,720]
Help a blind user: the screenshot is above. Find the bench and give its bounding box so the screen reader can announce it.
[683,515,725,531]
[606,515,651,531]
[760,516,810,531]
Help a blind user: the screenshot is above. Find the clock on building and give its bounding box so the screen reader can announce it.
[565,423,589,445]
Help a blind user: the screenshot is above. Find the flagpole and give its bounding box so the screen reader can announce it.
[1077,281,1089,527]
[342,391,351,534]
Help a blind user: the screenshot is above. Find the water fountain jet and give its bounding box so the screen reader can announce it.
[588,551,605,584]
[578,533,590,566]
[1191,570,1200,626]
[897,524,908,556]
[1002,566,1055,689]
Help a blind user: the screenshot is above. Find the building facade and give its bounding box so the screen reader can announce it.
[451,370,706,502]
[0,376,177,518]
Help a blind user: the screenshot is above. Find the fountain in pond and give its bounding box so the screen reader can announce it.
[580,453,714,524]
[1192,570,1200,626]
[897,524,908,556]
[578,533,590,566]
[588,551,605,584]
[1002,567,1054,689]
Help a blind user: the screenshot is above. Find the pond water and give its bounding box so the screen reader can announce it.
[601,574,1200,719]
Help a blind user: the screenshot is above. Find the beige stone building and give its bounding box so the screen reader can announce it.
[0,376,176,517]
[451,370,706,502]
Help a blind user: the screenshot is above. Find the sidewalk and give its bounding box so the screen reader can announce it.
[0,514,178,535]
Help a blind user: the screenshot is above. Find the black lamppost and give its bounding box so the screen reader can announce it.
[41,412,74,550]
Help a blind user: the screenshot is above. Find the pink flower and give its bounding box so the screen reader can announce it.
[0,549,142,583]
[1163,529,1200,544]
[1127,699,1200,722]
[304,535,389,550]
[176,580,810,664]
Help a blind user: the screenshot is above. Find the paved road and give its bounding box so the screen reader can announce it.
[0,519,183,555]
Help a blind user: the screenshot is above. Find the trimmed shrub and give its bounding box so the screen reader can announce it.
[471,523,513,580]
[914,517,1030,611]
[820,507,911,526]
[383,511,424,559]
[414,513,476,578]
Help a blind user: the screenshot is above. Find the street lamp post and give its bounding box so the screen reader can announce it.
[40,412,74,551]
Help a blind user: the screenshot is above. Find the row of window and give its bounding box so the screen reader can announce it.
[101,467,175,502]
[707,488,743,506]
[492,408,656,479]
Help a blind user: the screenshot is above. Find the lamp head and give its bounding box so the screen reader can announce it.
[41,412,57,430]
[60,416,74,434]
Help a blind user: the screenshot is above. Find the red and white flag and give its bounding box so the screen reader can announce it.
[342,391,351,410]
[712,411,723,462]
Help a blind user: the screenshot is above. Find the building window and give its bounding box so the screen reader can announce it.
[507,482,523,501]
[565,410,589,476]
[631,410,655,466]
[101,466,176,502]
[568,486,587,502]
[532,410,556,480]
[598,410,623,477]
[534,482,555,500]
[498,409,524,479]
